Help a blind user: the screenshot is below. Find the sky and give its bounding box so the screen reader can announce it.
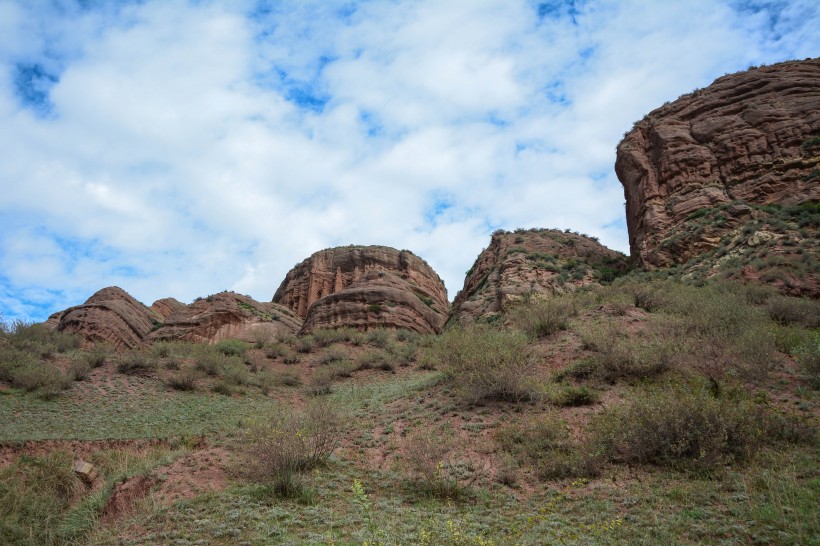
[0,0,818,322]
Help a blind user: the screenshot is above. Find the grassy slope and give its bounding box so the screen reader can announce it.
[1,279,818,545]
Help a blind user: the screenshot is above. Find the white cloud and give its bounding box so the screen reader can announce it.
[0,0,818,321]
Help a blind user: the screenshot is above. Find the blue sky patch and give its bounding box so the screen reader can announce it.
[13,62,58,116]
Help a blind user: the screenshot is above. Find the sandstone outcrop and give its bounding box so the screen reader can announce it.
[616,59,819,294]
[147,292,302,344]
[449,229,628,323]
[45,286,159,350]
[273,246,449,334]
[149,298,186,320]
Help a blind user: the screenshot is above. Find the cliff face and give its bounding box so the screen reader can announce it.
[45,287,159,350]
[272,246,449,334]
[449,229,628,324]
[616,59,819,294]
[147,292,301,344]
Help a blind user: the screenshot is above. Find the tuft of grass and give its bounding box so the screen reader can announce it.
[0,450,83,545]
[550,384,598,407]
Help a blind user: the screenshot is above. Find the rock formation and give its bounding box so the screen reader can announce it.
[149,298,186,320]
[616,59,819,294]
[449,229,629,323]
[45,286,159,350]
[273,246,449,334]
[147,292,301,344]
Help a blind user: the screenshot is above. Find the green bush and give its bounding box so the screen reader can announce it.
[766,296,820,328]
[550,385,598,407]
[214,339,248,356]
[591,383,764,472]
[240,401,342,498]
[365,328,391,348]
[510,297,578,338]
[10,361,71,398]
[431,324,533,403]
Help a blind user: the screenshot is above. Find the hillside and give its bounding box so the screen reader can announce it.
[1,59,818,545]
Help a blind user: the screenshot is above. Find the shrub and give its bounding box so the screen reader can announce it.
[211,380,236,396]
[400,426,485,499]
[281,350,300,365]
[431,324,533,403]
[766,296,820,328]
[117,352,157,377]
[214,339,248,356]
[83,344,109,368]
[166,369,197,391]
[550,385,598,407]
[240,401,342,498]
[317,348,348,366]
[591,383,764,472]
[150,342,173,358]
[307,368,334,395]
[365,329,390,348]
[11,361,71,398]
[792,336,819,389]
[575,321,672,383]
[265,344,286,359]
[295,337,315,354]
[69,358,91,382]
[511,296,577,338]
[312,328,346,347]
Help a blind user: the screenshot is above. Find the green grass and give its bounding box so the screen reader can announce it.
[0,375,281,441]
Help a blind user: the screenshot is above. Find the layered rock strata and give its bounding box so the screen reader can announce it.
[45,286,159,350]
[616,59,819,293]
[273,246,449,334]
[450,229,628,323]
[147,292,301,344]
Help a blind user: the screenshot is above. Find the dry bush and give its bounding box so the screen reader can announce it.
[307,367,334,395]
[295,337,315,354]
[166,369,197,391]
[510,296,578,338]
[400,426,487,498]
[432,324,533,403]
[240,401,343,498]
[117,351,157,377]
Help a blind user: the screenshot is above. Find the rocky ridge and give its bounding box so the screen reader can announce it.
[44,287,160,350]
[273,246,449,334]
[449,229,629,324]
[616,59,819,294]
[147,292,301,344]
